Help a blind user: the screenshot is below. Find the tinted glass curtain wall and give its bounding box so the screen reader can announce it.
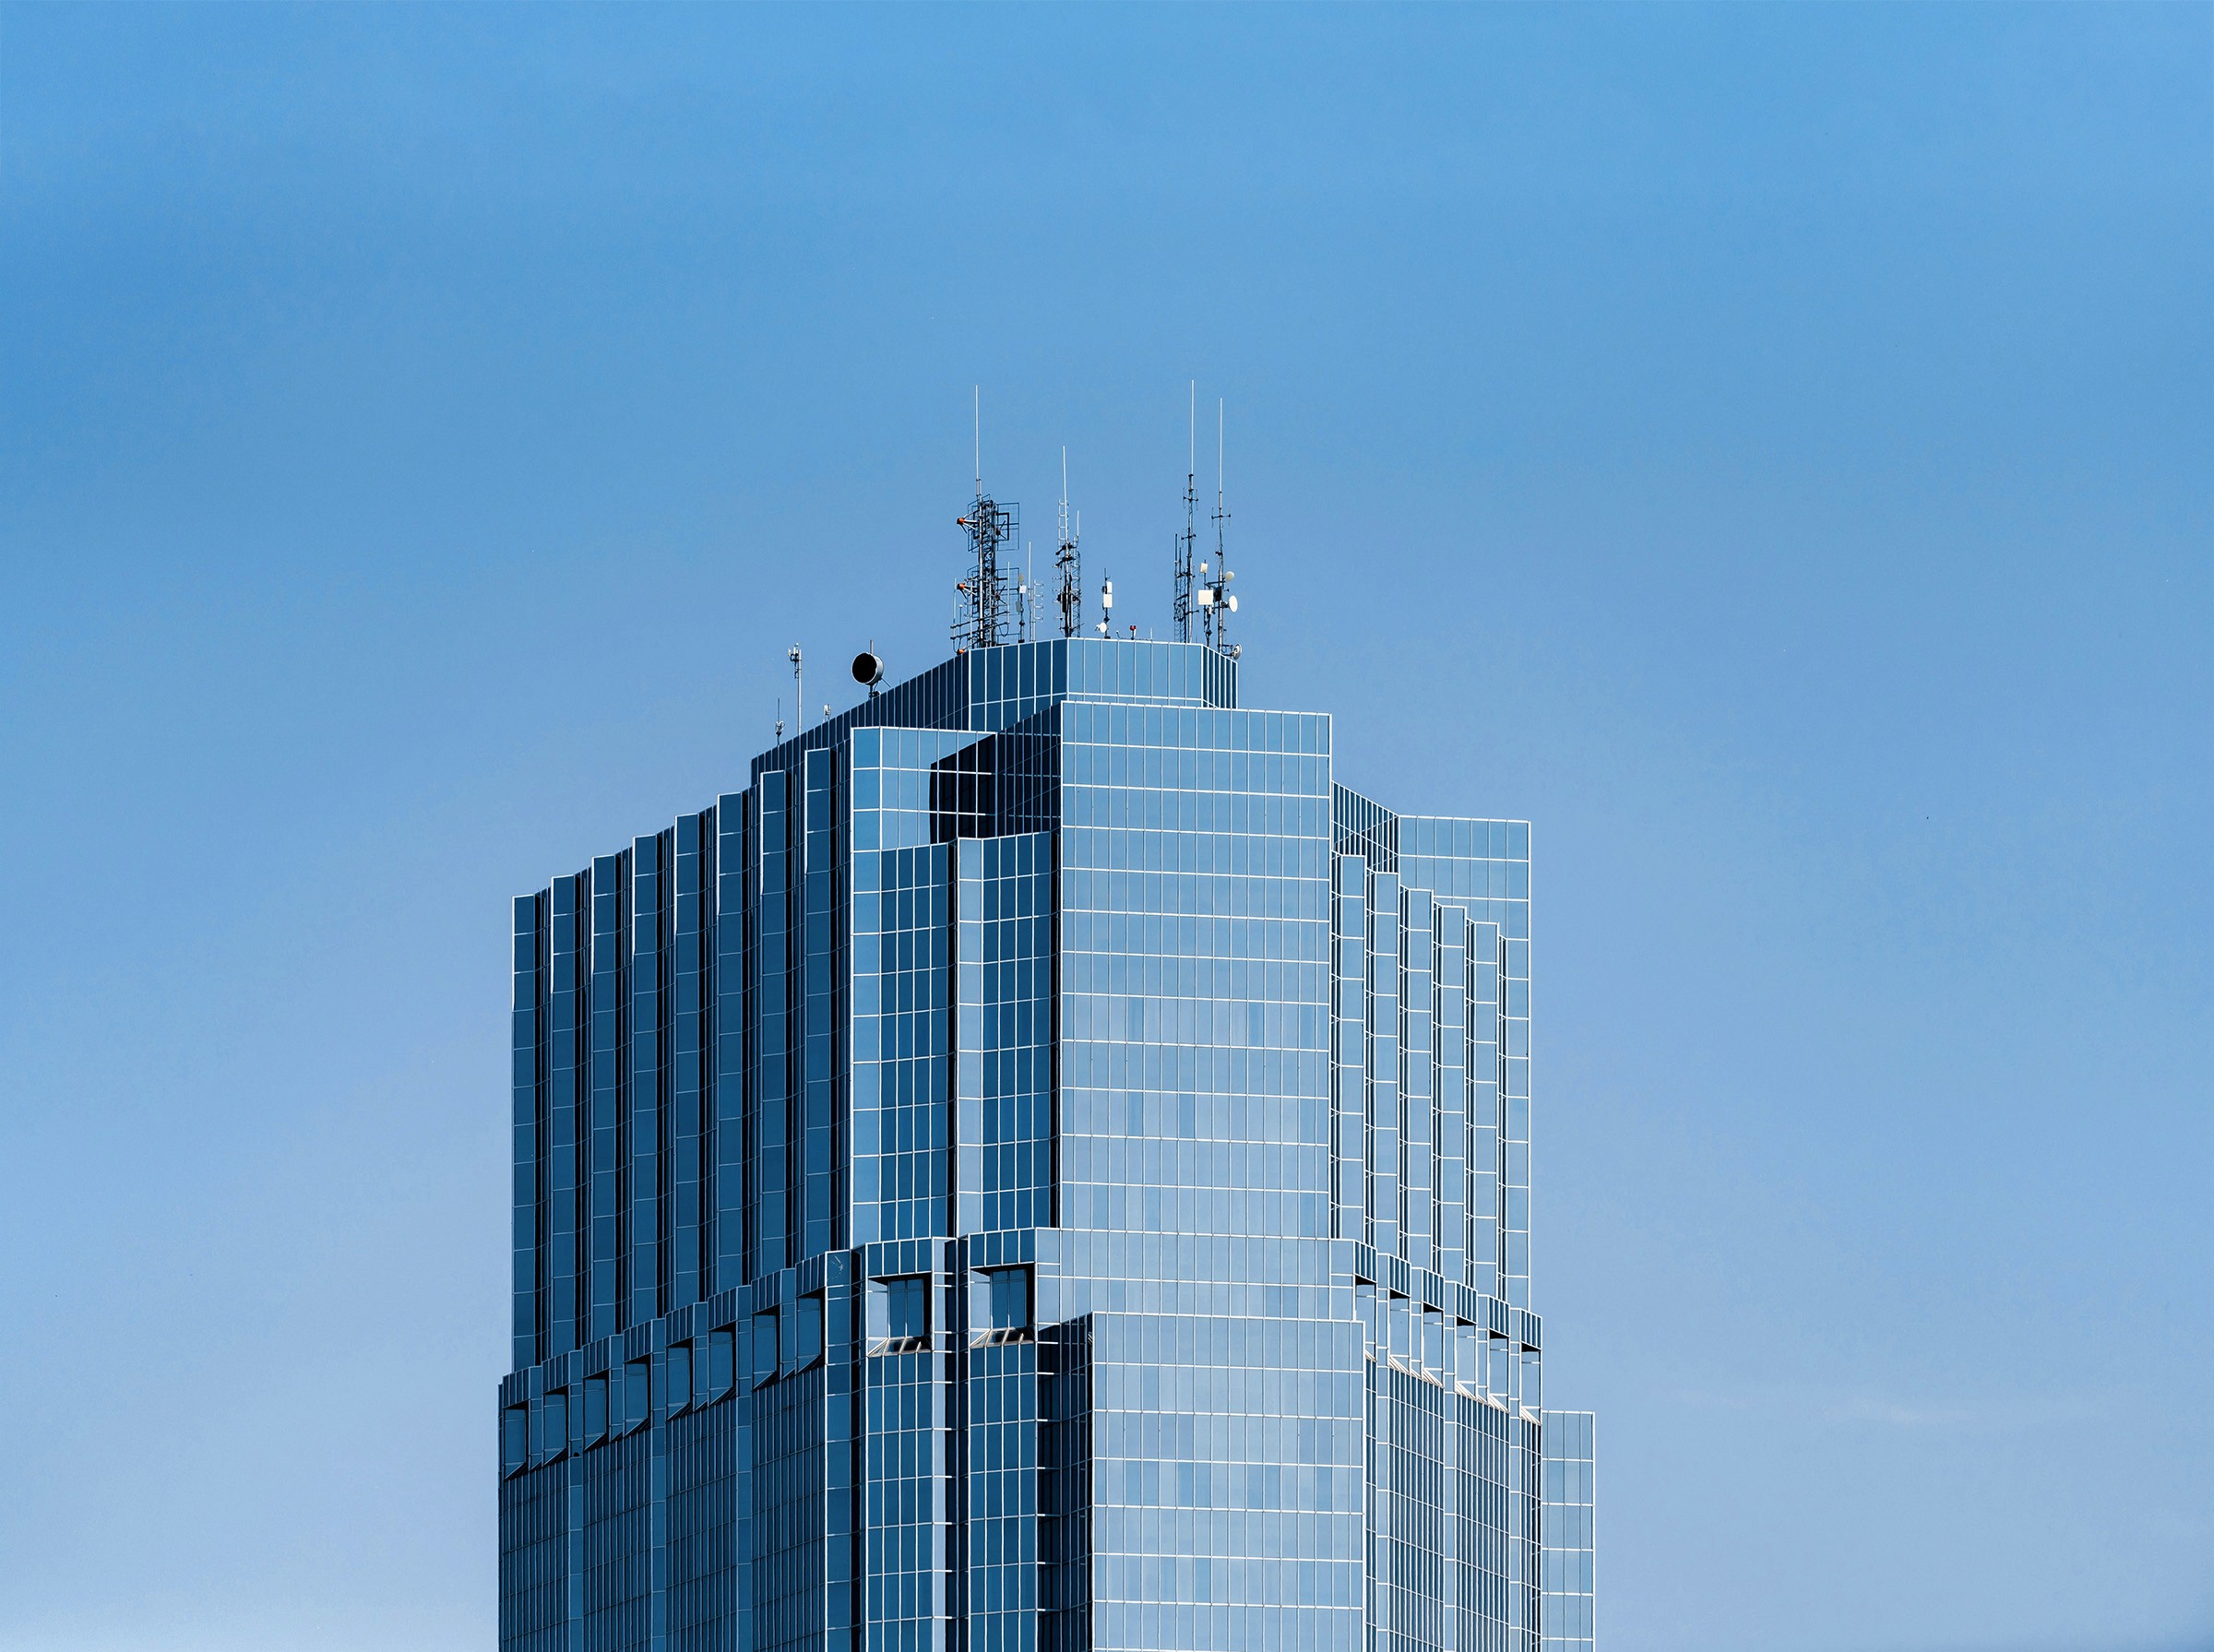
[498,637,1598,1652]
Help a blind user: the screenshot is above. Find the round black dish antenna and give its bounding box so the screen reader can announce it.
[851,649,885,691]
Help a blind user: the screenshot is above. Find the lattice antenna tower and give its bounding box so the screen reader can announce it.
[1172,381,1197,643]
[951,388,1018,651]
[1198,398,1240,657]
[1054,446,1084,639]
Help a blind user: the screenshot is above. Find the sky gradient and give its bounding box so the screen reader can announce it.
[2,6,2209,1650]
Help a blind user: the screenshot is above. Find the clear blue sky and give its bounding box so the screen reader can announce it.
[2,6,2208,1649]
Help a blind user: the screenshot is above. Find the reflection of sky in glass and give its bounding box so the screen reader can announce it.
[498,639,1589,1652]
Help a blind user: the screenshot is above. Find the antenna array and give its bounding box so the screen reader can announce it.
[1054,447,1083,639]
[1196,398,1240,658]
[952,390,1019,650]
[951,493,1018,650]
[933,384,1243,660]
[1172,381,1197,644]
[1016,544,1041,643]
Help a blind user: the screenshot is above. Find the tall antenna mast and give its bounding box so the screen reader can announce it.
[1055,446,1083,638]
[1197,398,1240,657]
[1172,380,1196,643]
[952,389,1018,651]
[787,646,803,736]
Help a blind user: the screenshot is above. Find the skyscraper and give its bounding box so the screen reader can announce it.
[499,634,1597,1652]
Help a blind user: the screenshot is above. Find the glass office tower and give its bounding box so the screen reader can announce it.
[499,636,1597,1652]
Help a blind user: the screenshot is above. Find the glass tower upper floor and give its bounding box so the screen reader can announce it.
[508,637,1532,1371]
[499,636,1581,1652]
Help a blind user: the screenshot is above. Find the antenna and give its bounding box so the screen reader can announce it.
[776,696,784,742]
[787,646,803,733]
[1055,446,1083,638]
[951,396,1018,651]
[973,386,982,497]
[1172,381,1197,643]
[1197,399,1240,658]
[1097,573,1113,637]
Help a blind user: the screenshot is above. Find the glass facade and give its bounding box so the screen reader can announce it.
[499,637,1596,1652]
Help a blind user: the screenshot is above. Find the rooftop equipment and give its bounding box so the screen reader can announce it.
[1054,446,1083,639]
[1172,381,1197,643]
[951,387,1018,651]
[1199,398,1241,659]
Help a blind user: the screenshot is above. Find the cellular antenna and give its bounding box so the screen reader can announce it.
[1055,446,1083,638]
[1172,381,1197,643]
[972,386,982,498]
[787,646,803,735]
[952,394,1018,651]
[1196,398,1240,658]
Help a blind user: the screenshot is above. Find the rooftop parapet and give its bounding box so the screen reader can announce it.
[751,637,1238,782]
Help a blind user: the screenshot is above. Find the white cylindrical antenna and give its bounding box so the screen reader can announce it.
[973,386,982,497]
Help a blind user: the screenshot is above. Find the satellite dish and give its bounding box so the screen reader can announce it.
[851,650,885,688]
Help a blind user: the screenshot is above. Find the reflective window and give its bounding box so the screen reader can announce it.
[867,1275,929,1351]
[751,1310,780,1387]
[667,1342,693,1412]
[535,1389,566,1466]
[973,1266,1030,1337]
[786,1293,824,1373]
[582,1373,606,1443]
